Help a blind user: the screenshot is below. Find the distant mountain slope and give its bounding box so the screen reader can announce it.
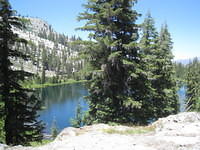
[175,58,199,65]
[12,17,84,78]
[23,17,51,34]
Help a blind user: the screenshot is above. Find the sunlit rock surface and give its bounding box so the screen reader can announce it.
[11,17,82,77]
[3,112,200,150]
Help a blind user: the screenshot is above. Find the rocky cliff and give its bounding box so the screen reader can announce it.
[1,112,200,150]
[12,17,84,78]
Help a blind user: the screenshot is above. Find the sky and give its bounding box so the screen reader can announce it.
[9,0,200,60]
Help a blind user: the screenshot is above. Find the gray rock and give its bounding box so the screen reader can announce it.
[0,144,8,150]
[3,112,200,150]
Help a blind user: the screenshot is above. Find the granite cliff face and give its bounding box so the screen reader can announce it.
[2,112,200,150]
[12,17,84,78]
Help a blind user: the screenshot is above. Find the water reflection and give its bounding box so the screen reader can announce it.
[38,83,88,133]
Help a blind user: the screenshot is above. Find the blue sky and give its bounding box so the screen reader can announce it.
[9,0,200,60]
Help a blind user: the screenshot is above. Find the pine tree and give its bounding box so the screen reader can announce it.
[78,0,156,124]
[70,101,84,128]
[140,12,158,55]
[0,0,44,145]
[186,58,200,111]
[137,12,158,121]
[152,24,179,118]
[51,119,58,139]
[41,44,47,84]
[174,62,187,87]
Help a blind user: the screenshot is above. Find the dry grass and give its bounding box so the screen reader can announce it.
[103,125,156,135]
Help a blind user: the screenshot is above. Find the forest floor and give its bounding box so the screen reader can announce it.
[2,112,200,150]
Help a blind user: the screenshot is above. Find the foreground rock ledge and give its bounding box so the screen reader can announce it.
[3,112,200,150]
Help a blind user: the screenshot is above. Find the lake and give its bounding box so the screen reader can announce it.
[37,83,88,133]
[178,86,186,112]
[38,83,186,134]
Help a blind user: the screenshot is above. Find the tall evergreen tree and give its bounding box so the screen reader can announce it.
[174,62,187,87]
[70,101,84,128]
[137,12,159,122]
[140,12,158,56]
[41,44,47,84]
[78,0,155,124]
[0,0,43,145]
[152,24,179,118]
[186,58,200,111]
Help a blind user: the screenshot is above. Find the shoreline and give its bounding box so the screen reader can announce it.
[24,79,89,89]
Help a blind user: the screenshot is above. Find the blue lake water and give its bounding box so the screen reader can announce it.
[178,86,186,112]
[37,83,186,134]
[37,83,88,133]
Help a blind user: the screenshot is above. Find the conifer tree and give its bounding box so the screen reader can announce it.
[140,12,158,56]
[70,101,84,128]
[51,119,58,139]
[0,0,44,145]
[78,0,154,124]
[138,12,158,121]
[174,62,187,86]
[41,44,47,84]
[139,14,179,120]
[152,24,179,118]
[186,58,200,111]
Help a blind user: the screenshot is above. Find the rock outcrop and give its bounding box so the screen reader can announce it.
[2,112,200,150]
[12,17,84,77]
